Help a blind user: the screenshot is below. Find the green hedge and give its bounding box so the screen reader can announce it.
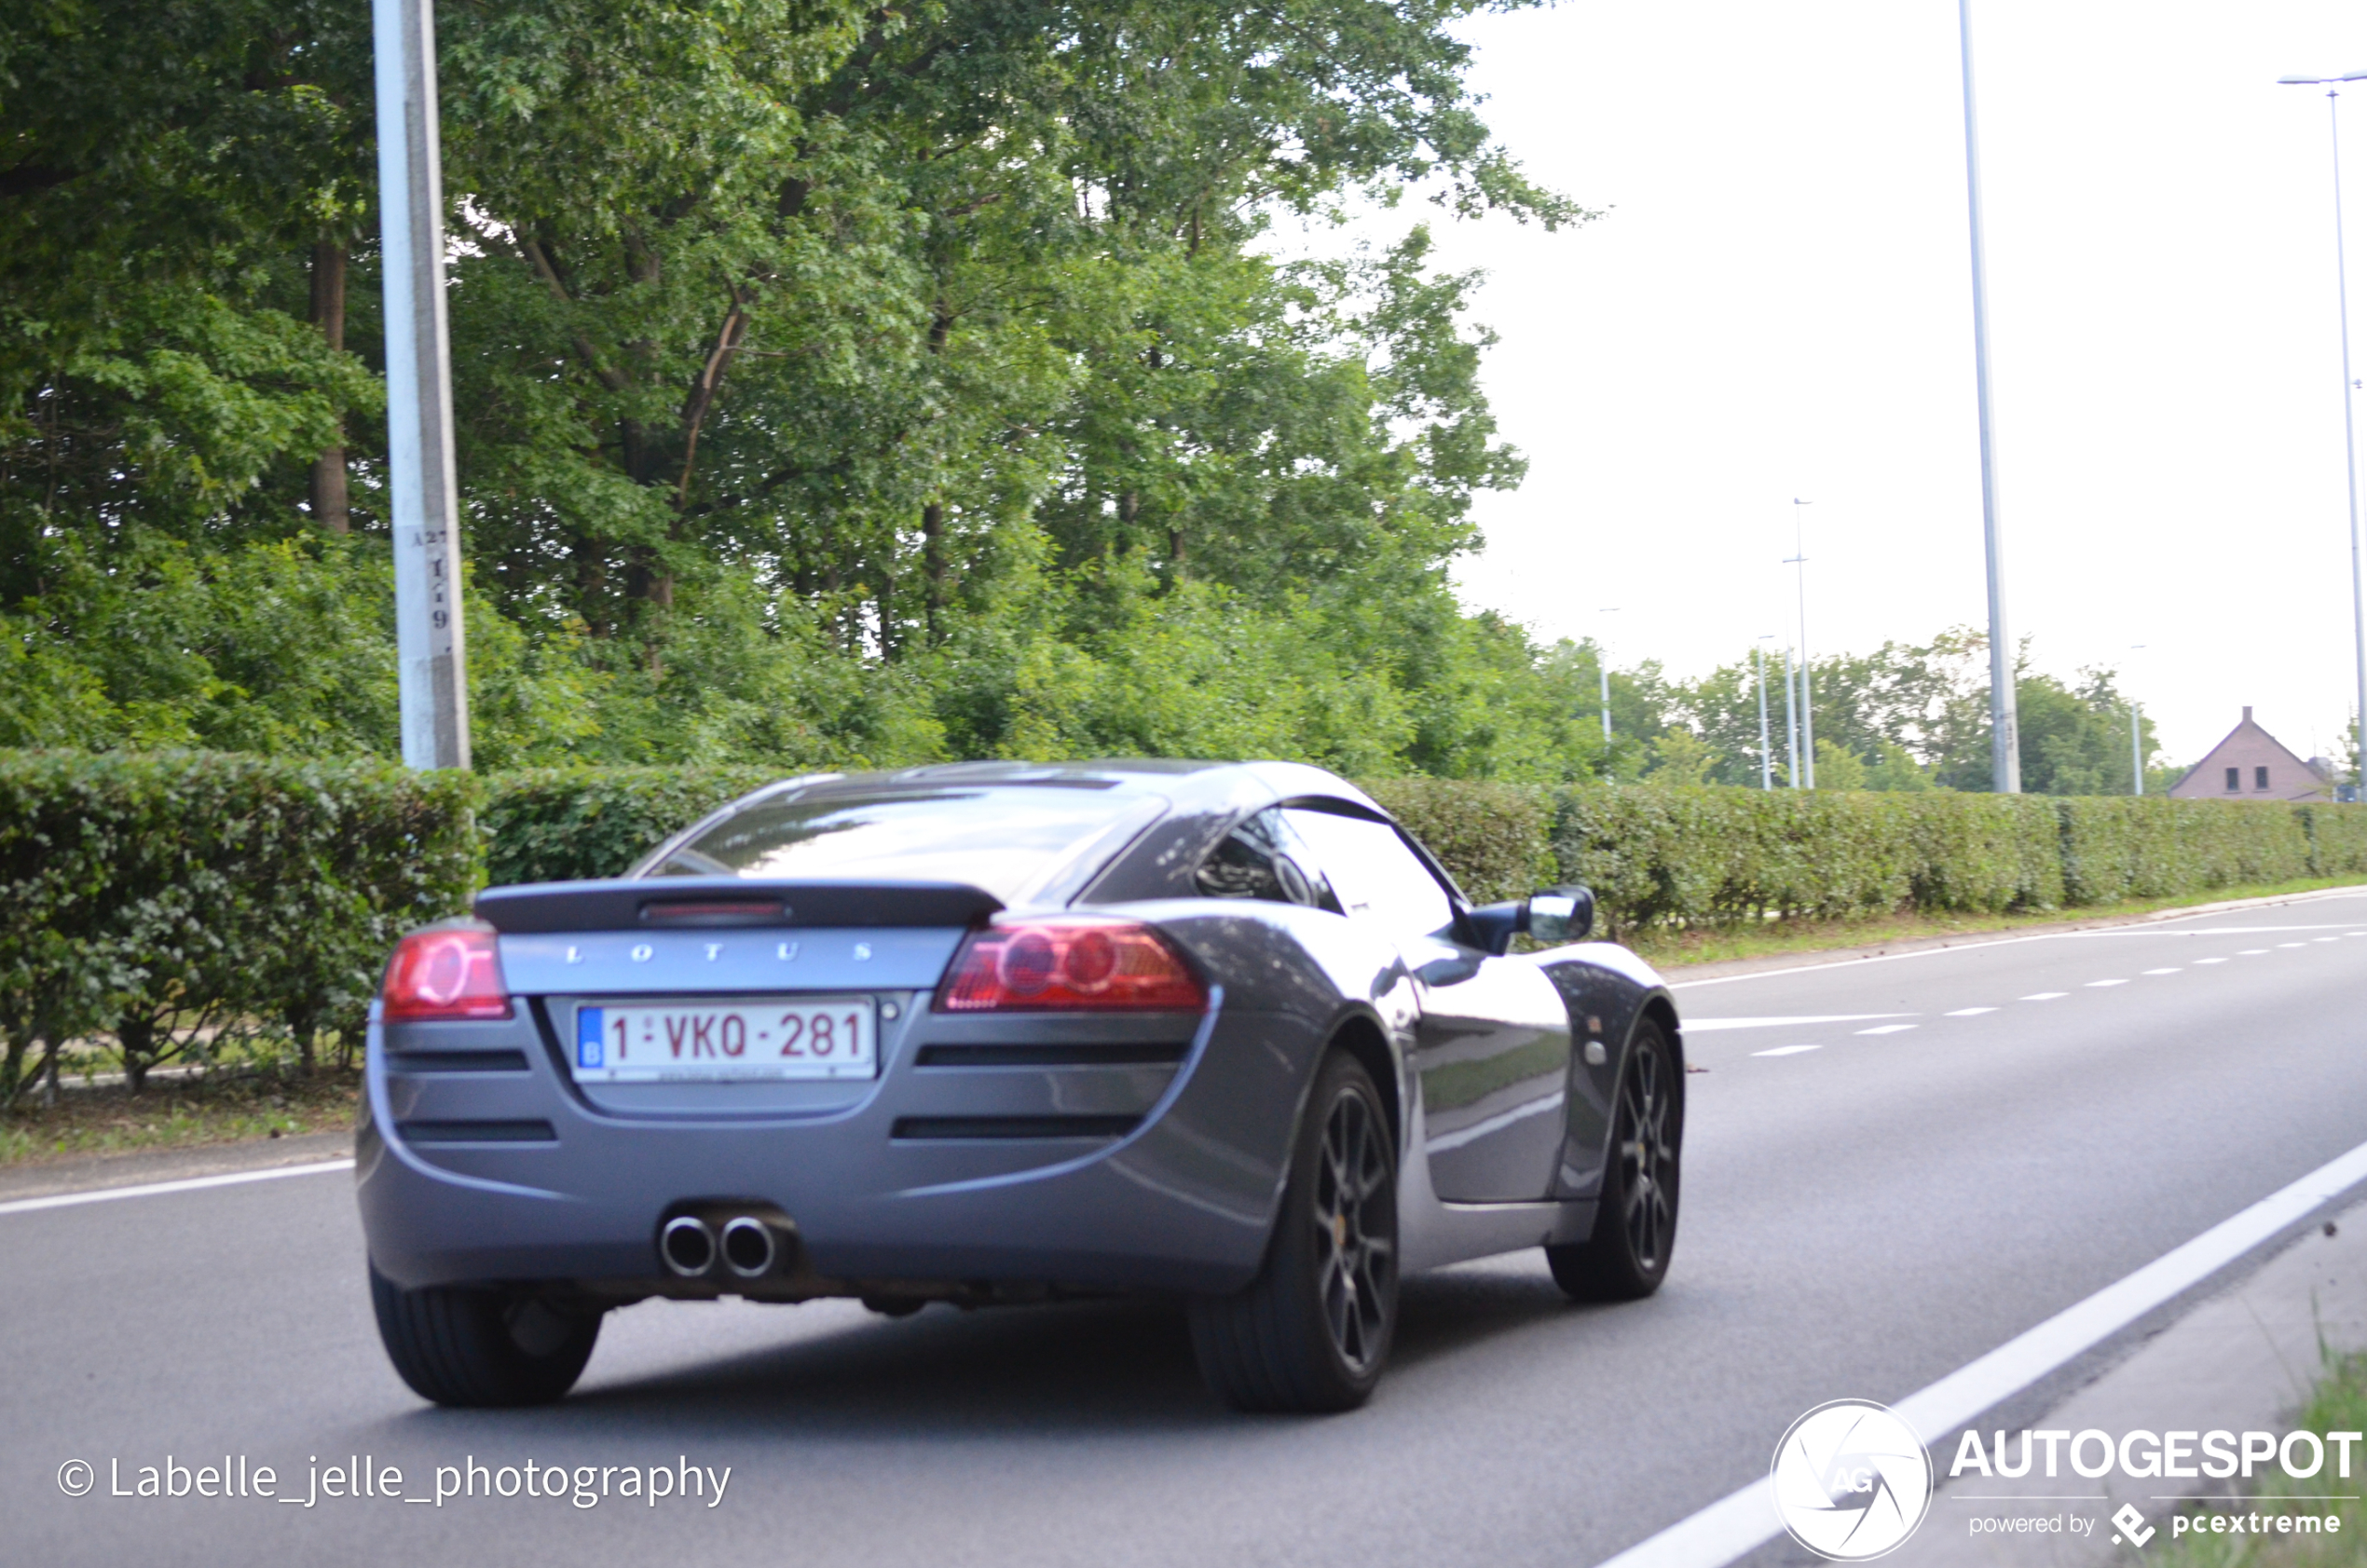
[0,753,479,1102]
[482,766,783,886]
[7,754,2366,1105]
[1547,787,2064,930]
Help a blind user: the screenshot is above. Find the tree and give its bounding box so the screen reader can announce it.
[4,0,1604,776]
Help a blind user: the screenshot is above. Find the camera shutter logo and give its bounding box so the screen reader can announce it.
[1770,1399,1934,1561]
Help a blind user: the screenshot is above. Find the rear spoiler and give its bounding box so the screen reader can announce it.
[473,877,1004,934]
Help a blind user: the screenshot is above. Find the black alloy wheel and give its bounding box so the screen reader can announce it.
[1546,1017,1680,1302]
[370,1263,603,1407]
[1189,1050,1399,1412]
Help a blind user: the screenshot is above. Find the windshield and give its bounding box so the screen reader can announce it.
[641,784,1164,906]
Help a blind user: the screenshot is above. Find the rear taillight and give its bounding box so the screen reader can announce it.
[936,920,1207,1012]
[382,927,513,1022]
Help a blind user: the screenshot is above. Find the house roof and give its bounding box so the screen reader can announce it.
[2168,706,2330,802]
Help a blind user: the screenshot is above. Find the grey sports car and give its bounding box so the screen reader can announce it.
[360,760,1684,1413]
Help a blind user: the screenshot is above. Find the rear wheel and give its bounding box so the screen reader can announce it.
[1546,1018,1680,1302]
[1189,1051,1398,1413]
[369,1263,602,1407]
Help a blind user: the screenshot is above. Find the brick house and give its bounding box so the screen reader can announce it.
[2168,707,2333,802]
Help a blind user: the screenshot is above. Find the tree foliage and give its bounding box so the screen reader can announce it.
[2,0,1617,777]
[1640,629,2174,798]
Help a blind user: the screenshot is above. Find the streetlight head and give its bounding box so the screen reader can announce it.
[2279,75,2326,85]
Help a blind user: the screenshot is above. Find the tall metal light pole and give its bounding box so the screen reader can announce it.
[1756,634,1776,790]
[374,0,472,770]
[1957,0,2019,794]
[1786,499,1814,787]
[1783,643,1800,789]
[2278,70,2367,804]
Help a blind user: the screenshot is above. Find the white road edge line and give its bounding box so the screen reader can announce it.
[0,1158,353,1217]
[1664,886,2367,990]
[1588,1134,2367,1568]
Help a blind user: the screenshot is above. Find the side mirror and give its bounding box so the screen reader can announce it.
[1525,885,1594,945]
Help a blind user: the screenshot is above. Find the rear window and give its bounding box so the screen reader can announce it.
[642,785,1162,906]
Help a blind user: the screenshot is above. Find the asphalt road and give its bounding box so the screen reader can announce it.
[12,893,2367,1568]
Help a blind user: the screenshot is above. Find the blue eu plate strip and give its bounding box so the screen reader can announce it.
[576,1007,605,1069]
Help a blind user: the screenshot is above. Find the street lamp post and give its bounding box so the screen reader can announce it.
[1957,0,2019,794]
[1786,499,1814,788]
[373,0,472,770]
[1783,643,1800,789]
[1756,634,1776,790]
[2278,70,2367,804]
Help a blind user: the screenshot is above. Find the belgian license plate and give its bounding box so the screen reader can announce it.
[571,997,878,1083]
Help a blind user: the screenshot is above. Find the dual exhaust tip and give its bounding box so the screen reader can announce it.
[660,1208,795,1280]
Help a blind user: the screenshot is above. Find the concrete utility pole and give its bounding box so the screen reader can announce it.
[1957,0,2019,794]
[2278,71,2367,803]
[1756,635,1775,790]
[374,0,472,769]
[1786,499,1814,788]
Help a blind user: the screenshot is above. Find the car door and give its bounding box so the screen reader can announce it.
[1278,805,1573,1203]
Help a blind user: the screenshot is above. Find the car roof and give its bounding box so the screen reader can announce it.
[814,759,1384,819]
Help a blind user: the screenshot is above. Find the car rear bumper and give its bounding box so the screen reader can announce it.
[356,985,1313,1299]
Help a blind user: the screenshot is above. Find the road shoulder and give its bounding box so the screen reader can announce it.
[1906,1200,2367,1565]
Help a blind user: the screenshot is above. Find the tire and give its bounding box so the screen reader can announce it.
[1188,1050,1398,1413]
[1546,1017,1680,1302]
[369,1262,602,1407]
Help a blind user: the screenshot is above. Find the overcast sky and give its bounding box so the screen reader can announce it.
[1302,1,2367,767]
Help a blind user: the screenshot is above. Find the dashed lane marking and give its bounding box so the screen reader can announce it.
[1750,1045,1822,1057]
[2021,992,2067,1001]
[1946,1007,1997,1016]
[1856,1025,1917,1036]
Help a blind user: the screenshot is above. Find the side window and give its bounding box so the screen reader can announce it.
[1279,807,1457,938]
[1195,808,1332,908]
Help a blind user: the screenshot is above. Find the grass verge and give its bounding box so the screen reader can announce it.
[2143,1344,2367,1565]
[1625,875,2367,971]
[0,1067,361,1167]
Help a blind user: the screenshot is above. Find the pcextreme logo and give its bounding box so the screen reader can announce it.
[1771,1400,1936,1561]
